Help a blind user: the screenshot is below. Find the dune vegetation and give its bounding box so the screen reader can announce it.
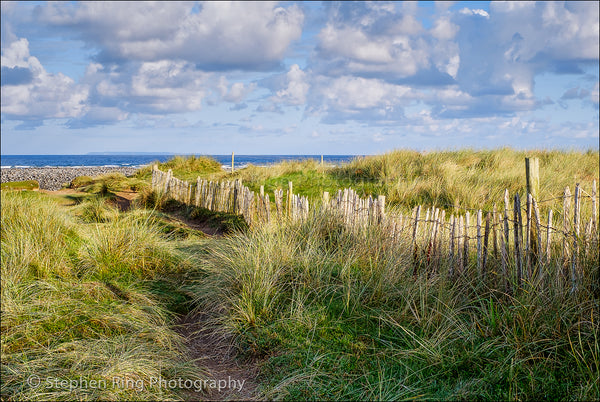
[1,148,598,401]
[0,191,208,401]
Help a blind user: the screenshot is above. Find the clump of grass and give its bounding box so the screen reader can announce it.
[78,210,184,281]
[76,196,119,223]
[135,155,222,182]
[192,208,599,401]
[69,176,94,188]
[135,187,169,210]
[1,180,40,191]
[1,191,78,281]
[71,172,150,197]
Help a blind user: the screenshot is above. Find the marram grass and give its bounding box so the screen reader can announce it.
[191,207,599,401]
[139,148,599,216]
[1,191,208,401]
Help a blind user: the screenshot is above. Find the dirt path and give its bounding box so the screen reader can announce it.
[166,209,224,237]
[175,312,261,401]
[113,190,137,211]
[44,187,253,400]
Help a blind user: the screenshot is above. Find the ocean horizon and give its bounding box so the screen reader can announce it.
[0,154,360,169]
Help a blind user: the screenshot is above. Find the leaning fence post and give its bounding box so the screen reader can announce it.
[532,198,541,279]
[546,209,553,266]
[571,184,580,293]
[592,179,597,233]
[287,181,293,217]
[562,186,571,282]
[525,193,532,278]
[463,211,470,272]
[514,194,523,289]
[449,215,456,277]
[492,204,498,262]
[503,189,511,292]
[476,209,482,274]
[526,157,540,268]
[377,195,386,224]
[457,215,464,276]
[482,212,490,279]
[412,205,421,275]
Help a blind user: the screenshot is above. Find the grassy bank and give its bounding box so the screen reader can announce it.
[142,149,599,215]
[0,190,207,401]
[192,209,599,400]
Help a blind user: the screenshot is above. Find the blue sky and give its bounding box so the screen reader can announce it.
[1,1,598,155]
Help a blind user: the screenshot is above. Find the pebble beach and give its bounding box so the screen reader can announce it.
[1,167,139,191]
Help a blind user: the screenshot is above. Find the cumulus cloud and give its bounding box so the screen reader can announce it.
[312,1,464,87]
[77,59,214,117]
[36,1,304,70]
[1,37,87,122]
[308,75,416,123]
[217,76,256,103]
[273,64,309,106]
[315,3,432,79]
[1,0,598,142]
[307,1,598,122]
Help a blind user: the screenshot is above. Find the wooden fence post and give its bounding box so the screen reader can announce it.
[532,198,541,279]
[492,204,498,262]
[274,189,283,219]
[571,184,580,293]
[562,186,571,281]
[464,211,470,272]
[287,181,293,217]
[593,179,597,232]
[482,212,490,279]
[377,195,386,224]
[449,215,456,277]
[514,194,523,288]
[322,191,330,211]
[231,152,235,173]
[503,189,510,292]
[412,205,421,275]
[265,194,271,224]
[546,209,553,266]
[525,157,540,269]
[457,216,464,276]
[477,209,482,274]
[525,193,532,278]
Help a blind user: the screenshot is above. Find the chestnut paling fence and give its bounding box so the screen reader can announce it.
[151,164,598,293]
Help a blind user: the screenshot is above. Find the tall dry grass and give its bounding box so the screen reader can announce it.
[1,191,207,401]
[191,207,599,400]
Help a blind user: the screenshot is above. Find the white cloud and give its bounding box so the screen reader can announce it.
[37,1,304,70]
[313,2,435,78]
[1,37,87,120]
[217,76,256,103]
[489,1,599,62]
[431,17,459,41]
[273,64,309,106]
[459,8,489,18]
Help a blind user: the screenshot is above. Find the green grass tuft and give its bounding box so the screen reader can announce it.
[1,180,40,191]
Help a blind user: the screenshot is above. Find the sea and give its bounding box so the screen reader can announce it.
[0,154,359,170]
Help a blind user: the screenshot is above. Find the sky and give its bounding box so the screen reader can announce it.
[1,1,598,155]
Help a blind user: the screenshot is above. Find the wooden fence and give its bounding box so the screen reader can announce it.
[151,165,598,292]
